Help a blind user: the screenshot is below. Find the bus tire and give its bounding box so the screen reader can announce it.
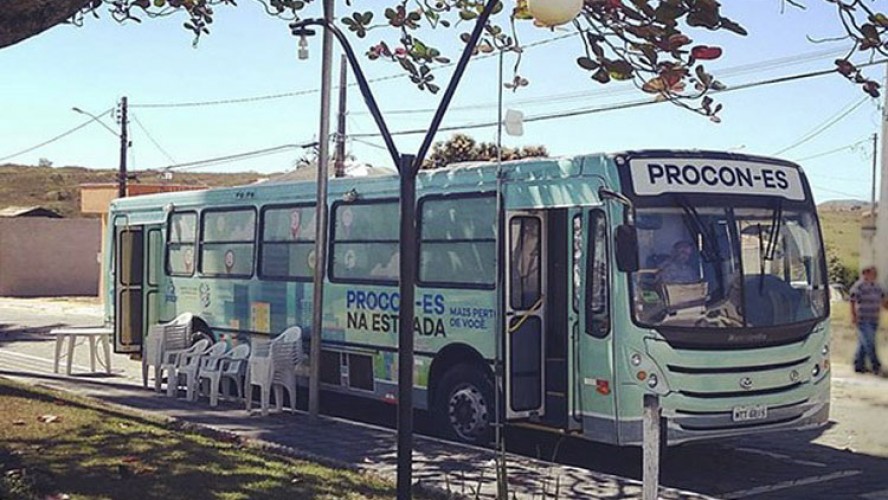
[191,323,214,345]
[432,364,494,445]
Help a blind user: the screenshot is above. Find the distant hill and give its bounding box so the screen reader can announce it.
[818,199,872,212]
[0,164,271,218]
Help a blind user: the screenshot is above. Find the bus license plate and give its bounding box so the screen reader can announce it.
[732,404,768,422]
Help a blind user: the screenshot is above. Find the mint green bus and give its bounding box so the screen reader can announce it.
[105,150,830,446]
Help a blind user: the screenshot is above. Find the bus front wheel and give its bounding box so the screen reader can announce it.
[433,364,494,445]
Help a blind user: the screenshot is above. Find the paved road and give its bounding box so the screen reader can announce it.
[2,299,887,499]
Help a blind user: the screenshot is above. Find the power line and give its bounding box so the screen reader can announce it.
[131,32,576,110]
[810,184,865,198]
[773,96,870,156]
[791,137,871,163]
[155,142,317,171]
[132,113,177,164]
[349,46,855,117]
[0,108,113,163]
[351,60,888,139]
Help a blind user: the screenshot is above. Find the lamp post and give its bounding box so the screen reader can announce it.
[73,98,129,198]
[293,1,582,497]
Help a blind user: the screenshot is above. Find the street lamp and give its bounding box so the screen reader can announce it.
[73,99,129,198]
[527,0,583,26]
[292,2,499,498]
[72,107,118,137]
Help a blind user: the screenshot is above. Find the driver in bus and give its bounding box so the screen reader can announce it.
[658,240,700,284]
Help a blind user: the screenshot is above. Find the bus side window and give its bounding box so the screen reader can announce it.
[419,194,496,288]
[199,208,257,278]
[586,210,609,337]
[166,211,197,277]
[259,205,316,281]
[330,200,400,283]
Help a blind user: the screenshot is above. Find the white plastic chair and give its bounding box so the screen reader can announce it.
[198,344,251,407]
[245,326,304,416]
[176,340,228,401]
[162,338,210,397]
[142,313,193,392]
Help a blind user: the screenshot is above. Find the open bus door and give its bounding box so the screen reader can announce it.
[113,219,163,354]
[504,211,547,419]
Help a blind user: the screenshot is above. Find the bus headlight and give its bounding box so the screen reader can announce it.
[812,364,821,378]
[647,374,659,388]
[630,353,643,367]
[821,344,829,357]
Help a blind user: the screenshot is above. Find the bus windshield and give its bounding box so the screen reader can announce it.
[631,205,827,329]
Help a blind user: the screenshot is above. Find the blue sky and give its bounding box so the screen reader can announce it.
[0,1,884,203]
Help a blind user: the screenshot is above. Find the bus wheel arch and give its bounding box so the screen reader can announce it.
[190,316,215,345]
[428,344,495,444]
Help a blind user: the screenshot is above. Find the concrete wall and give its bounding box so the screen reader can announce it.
[0,218,100,296]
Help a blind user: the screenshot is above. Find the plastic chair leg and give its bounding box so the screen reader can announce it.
[185,373,197,401]
[260,386,270,416]
[166,371,178,397]
[274,386,283,412]
[209,376,221,407]
[287,382,298,412]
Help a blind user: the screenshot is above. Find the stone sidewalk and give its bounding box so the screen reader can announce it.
[0,297,715,499]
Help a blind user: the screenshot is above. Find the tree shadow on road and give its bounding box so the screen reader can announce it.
[0,322,70,346]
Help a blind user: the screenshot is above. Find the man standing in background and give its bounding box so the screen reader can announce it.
[850,265,886,375]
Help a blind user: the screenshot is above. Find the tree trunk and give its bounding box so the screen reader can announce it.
[0,0,93,49]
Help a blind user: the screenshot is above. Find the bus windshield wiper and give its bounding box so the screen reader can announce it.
[764,201,783,262]
[677,197,720,262]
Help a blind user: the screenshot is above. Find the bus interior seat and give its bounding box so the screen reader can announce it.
[743,275,802,326]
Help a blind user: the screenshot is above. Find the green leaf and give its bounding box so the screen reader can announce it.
[871,13,888,28]
[361,11,373,24]
[459,9,478,20]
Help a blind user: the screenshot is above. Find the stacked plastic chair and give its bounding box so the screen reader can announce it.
[198,343,251,407]
[141,313,193,392]
[172,340,228,401]
[162,338,210,397]
[245,326,304,416]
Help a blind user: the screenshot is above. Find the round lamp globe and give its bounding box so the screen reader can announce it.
[527,0,584,27]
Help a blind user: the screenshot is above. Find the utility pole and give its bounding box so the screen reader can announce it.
[334,54,347,178]
[308,0,334,420]
[118,96,128,198]
[865,133,879,268]
[874,64,888,286]
[873,133,879,209]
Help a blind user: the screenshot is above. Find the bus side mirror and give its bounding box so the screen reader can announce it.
[615,225,639,273]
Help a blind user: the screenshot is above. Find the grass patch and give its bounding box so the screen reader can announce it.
[819,209,861,275]
[828,304,888,368]
[0,378,399,500]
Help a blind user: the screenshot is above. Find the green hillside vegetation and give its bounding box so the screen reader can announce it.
[819,207,863,285]
[0,164,268,218]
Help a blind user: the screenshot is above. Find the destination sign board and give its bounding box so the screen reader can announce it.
[628,158,806,201]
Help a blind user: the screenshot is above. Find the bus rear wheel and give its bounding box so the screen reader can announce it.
[433,364,494,445]
[191,323,214,345]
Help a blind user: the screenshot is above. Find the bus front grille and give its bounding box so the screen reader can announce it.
[666,356,810,374]
[678,381,803,399]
